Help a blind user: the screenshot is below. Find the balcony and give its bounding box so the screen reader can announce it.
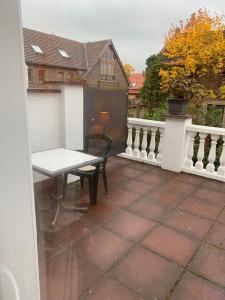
[37,153,225,299]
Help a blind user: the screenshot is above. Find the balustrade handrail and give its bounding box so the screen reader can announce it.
[187,124,225,136]
[128,117,165,128]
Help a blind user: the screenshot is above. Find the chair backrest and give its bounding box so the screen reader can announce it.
[84,133,112,160]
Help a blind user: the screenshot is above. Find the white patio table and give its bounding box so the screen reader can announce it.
[32,148,103,226]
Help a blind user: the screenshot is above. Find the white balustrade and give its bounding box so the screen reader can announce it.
[122,118,165,166]
[148,127,157,162]
[121,117,225,182]
[183,124,225,181]
[206,134,219,174]
[195,133,207,171]
[218,138,225,176]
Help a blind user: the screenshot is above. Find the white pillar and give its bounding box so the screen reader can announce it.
[61,85,84,150]
[0,0,40,299]
[162,115,192,172]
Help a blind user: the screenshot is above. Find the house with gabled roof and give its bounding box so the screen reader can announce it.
[23,28,129,91]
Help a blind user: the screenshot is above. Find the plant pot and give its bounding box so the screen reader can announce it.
[167,98,189,115]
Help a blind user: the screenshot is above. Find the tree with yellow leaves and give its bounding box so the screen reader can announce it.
[123,63,135,77]
[160,9,225,105]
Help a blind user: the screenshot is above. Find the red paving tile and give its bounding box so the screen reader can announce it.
[102,209,156,242]
[179,196,223,220]
[114,166,143,178]
[73,227,133,271]
[123,179,156,194]
[193,187,225,205]
[218,209,225,224]
[201,178,225,193]
[128,197,172,222]
[148,180,196,206]
[142,225,199,266]
[136,172,168,185]
[51,218,96,248]
[189,243,225,286]
[42,250,102,300]
[80,275,141,300]
[169,271,225,300]
[83,202,119,225]
[128,161,153,172]
[110,246,183,299]
[207,223,225,250]
[104,188,140,208]
[174,172,205,185]
[164,209,213,239]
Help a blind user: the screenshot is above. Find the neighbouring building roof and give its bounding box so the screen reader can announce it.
[128,72,145,96]
[23,28,110,71]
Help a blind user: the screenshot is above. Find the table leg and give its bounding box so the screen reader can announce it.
[51,174,88,226]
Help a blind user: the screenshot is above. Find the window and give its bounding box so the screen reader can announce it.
[69,72,76,81]
[38,69,46,83]
[28,68,33,83]
[58,49,69,58]
[57,71,64,81]
[31,44,43,54]
[100,48,115,81]
[129,82,136,87]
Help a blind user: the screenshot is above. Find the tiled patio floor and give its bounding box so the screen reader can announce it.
[36,157,225,300]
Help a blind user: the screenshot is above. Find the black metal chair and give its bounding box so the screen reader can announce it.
[63,133,112,205]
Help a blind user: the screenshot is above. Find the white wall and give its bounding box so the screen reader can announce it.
[0,0,40,299]
[28,92,63,153]
[62,85,84,150]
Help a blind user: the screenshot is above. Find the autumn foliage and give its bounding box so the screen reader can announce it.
[160,9,225,102]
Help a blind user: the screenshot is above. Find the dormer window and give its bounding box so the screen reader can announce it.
[129,82,136,87]
[31,45,43,54]
[58,49,69,58]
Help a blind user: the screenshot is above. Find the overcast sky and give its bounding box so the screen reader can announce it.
[21,0,224,71]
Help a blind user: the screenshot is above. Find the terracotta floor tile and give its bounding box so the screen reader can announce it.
[174,172,205,185]
[83,202,119,225]
[189,243,225,286]
[114,166,144,178]
[41,250,102,300]
[169,271,225,300]
[142,225,199,266]
[150,167,177,178]
[51,218,96,248]
[80,275,141,300]
[193,187,225,205]
[128,161,153,172]
[201,178,225,193]
[104,188,140,208]
[218,209,225,225]
[38,235,62,264]
[149,180,196,206]
[110,246,183,299]
[73,227,133,271]
[102,210,156,242]
[127,197,172,222]
[123,179,156,195]
[136,172,168,185]
[107,173,130,189]
[207,223,225,250]
[164,209,213,239]
[179,196,223,220]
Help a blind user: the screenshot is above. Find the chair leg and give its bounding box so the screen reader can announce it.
[102,169,108,194]
[88,176,95,206]
[80,176,84,188]
[63,173,68,199]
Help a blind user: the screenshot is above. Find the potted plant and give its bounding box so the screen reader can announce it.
[166,76,190,115]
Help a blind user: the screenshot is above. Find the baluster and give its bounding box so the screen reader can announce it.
[125,125,133,155]
[140,127,148,159]
[133,126,141,157]
[217,137,225,176]
[156,128,164,163]
[195,133,207,171]
[148,127,157,161]
[185,132,195,168]
[206,134,219,173]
